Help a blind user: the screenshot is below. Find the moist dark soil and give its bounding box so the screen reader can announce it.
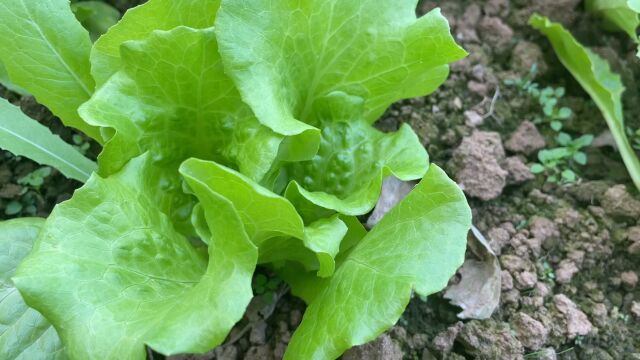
[1,0,639,359]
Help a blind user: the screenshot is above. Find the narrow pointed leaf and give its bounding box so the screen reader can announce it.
[0,218,66,360]
[530,14,640,190]
[0,0,100,140]
[0,98,96,182]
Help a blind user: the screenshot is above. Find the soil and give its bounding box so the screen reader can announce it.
[2,0,639,359]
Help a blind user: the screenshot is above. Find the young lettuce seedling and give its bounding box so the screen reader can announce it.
[0,1,472,359]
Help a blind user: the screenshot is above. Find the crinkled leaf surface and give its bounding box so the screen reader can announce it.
[531,15,640,190]
[216,0,466,159]
[13,154,257,359]
[180,159,348,277]
[587,0,639,41]
[81,26,281,182]
[91,0,219,86]
[0,0,100,140]
[0,218,66,360]
[0,98,97,182]
[285,93,428,218]
[284,165,471,359]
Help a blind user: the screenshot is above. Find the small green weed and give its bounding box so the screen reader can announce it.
[506,64,572,132]
[530,133,593,184]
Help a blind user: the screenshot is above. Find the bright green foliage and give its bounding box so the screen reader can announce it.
[506,65,573,132]
[587,0,639,42]
[14,154,258,359]
[0,0,100,140]
[71,1,120,41]
[216,0,467,161]
[81,26,281,181]
[284,92,428,218]
[90,0,219,86]
[531,133,593,184]
[3,1,471,359]
[284,165,471,359]
[531,15,640,191]
[0,218,66,360]
[0,98,97,182]
[0,62,28,96]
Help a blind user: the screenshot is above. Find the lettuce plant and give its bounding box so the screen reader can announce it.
[0,1,472,359]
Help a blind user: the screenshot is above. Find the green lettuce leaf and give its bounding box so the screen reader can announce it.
[90,0,219,86]
[586,0,639,41]
[0,0,100,140]
[180,158,349,277]
[283,165,472,359]
[81,26,282,182]
[216,1,466,160]
[0,218,66,360]
[180,158,304,243]
[630,0,640,12]
[13,154,257,359]
[0,61,29,96]
[0,98,97,182]
[71,1,121,42]
[258,215,348,278]
[530,15,640,190]
[284,92,428,218]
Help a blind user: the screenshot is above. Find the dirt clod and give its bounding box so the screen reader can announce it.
[602,185,640,220]
[552,294,593,339]
[620,271,638,290]
[457,320,524,360]
[478,17,513,53]
[342,334,403,360]
[512,312,548,350]
[555,260,579,284]
[502,157,534,185]
[453,131,508,201]
[505,121,546,156]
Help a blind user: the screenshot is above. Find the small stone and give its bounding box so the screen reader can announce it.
[464,110,484,127]
[620,271,638,290]
[628,241,640,255]
[602,185,640,219]
[505,121,546,155]
[0,184,22,199]
[553,294,593,338]
[528,216,559,245]
[245,345,273,360]
[628,227,640,243]
[289,309,302,327]
[501,270,514,291]
[538,348,557,360]
[411,333,429,349]
[342,334,403,360]
[432,322,463,353]
[467,80,488,97]
[249,320,267,345]
[591,303,608,327]
[555,260,579,284]
[631,301,640,318]
[515,271,537,290]
[513,312,548,350]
